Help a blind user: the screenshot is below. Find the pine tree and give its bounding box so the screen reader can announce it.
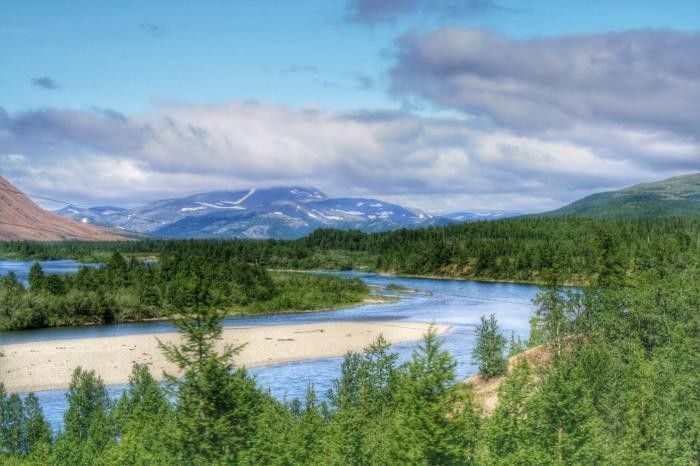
[482,358,537,462]
[390,327,480,464]
[472,314,507,379]
[158,281,263,464]
[28,263,45,290]
[104,364,175,465]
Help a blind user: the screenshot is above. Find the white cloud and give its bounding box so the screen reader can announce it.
[1,100,697,212]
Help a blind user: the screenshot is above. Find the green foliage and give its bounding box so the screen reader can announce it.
[103,364,175,465]
[0,386,52,462]
[4,215,699,286]
[0,254,369,331]
[51,368,115,465]
[158,304,263,464]
[472,314,507,379]
[1,214,699,464]
[507,330,524,357]
[389,328,481,464]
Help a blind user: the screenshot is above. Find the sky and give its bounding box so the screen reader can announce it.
[1,0,699,213]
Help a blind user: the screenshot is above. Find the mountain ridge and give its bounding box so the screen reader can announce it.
[544,173,700,219]
[56,186,452,239]
[0,176,125,241]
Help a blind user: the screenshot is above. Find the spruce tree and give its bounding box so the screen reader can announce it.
[390,327,480,464]
[158,277,263,464]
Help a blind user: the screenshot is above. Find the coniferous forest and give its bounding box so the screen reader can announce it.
[1,216,699,464]
[0,252,369,331]
[2,216,697,284]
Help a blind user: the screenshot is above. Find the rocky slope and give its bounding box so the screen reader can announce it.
[0,176,125,241]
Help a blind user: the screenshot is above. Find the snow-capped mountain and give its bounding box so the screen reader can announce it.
[54,205,127,226]
[442,211,521,222]
[54,187,447,239]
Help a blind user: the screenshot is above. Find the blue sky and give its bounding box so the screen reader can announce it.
[4,0,698,113]
[1,0,699,212]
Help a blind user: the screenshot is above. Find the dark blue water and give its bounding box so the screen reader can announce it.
[0,259,100,287]
[1,261,540,432]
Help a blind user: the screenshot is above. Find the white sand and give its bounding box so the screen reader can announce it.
[0,321,446,393]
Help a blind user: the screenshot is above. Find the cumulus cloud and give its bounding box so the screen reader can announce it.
[30,76,59,90]
[343,0,499,25]
[1,100,696,211]
[390,28,700,141]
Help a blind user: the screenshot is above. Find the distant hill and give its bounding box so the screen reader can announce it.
[545,173,700,219]
[55,186,450,240]
[0,176,125,241]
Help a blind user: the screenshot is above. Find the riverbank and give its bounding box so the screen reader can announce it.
[0,264,376,331]
[269,267,570,287]
[0,321,447,393]
[465,344,551,416]
[378,271,584,287]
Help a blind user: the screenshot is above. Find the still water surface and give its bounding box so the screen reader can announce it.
[1,260,540,431]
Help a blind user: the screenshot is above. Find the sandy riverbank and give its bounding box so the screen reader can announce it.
[0,321,446,393]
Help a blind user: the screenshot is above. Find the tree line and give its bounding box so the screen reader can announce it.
[2,216,698,284]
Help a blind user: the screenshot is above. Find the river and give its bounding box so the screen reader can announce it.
[0,260,540,431]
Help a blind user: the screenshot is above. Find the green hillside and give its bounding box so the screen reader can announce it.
[546,173,700,218]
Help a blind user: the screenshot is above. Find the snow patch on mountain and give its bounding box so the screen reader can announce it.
[230,188,256,205]
[195,202,246,210]
[54,186,455,239]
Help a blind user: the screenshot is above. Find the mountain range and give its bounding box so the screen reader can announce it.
[10,172,698,242]
[55,187,460,240]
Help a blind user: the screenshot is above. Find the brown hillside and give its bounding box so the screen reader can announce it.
[465,344,551,416]
[0,176,125,241]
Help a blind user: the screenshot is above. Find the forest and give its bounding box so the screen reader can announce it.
[0,216,699,464]
[1,216,698,284]
[1,229,698,464]
[0,252,369,331]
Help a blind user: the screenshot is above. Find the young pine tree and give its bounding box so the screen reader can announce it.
[158,278,263,464]
[53,367,115,466]
[390,327,481,465]
[28,263,45,290]
[103,364,175,465]
[472,314,507,380]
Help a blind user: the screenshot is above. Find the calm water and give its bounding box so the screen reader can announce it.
[0,261,540,431]
[0,259,100,287]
